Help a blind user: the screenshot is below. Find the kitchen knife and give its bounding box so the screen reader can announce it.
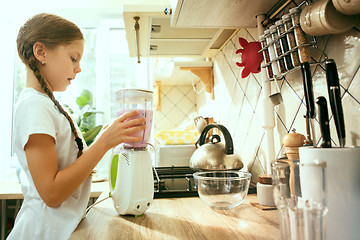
[301,62,316,146]
[316,96,331,148]
[301,62,315,119]
[325,59,345,147]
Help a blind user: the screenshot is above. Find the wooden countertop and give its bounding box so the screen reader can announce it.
[70,193,280,240]
[0,180,108,200]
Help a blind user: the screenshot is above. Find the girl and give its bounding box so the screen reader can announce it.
[7,13,146,240]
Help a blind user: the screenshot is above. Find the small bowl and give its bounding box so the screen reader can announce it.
[193,171,251,210]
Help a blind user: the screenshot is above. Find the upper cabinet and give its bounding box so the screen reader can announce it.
[170,0,279,28]
[123,0,238,60]
[149,17,219,56]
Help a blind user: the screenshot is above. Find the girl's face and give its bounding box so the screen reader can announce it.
[41,40,84,92]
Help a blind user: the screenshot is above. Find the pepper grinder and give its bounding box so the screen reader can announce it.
[283,128,306,160]
[282,129,306,197]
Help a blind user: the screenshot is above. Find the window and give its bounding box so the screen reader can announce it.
[0,18,152,180]
[109,28,151,119]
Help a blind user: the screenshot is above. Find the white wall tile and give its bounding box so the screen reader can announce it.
[341,92,360,147]
[325,29,360,89]
[195,27,360,183]
[154,85,197,133]
[277,80,302,131]
[245,74,262,110]
[153,24,360,183]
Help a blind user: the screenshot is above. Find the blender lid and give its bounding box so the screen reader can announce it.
[116,88,153,102]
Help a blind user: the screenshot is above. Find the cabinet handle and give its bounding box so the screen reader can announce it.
[134,16,140,63]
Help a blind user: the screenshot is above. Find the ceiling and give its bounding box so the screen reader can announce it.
[2,1,124,27]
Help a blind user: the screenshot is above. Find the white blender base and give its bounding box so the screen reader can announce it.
[109,149,154,215]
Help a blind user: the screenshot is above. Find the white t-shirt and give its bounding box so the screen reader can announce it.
[7,88,91,240]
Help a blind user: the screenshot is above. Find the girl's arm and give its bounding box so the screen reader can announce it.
[24,110,146,207]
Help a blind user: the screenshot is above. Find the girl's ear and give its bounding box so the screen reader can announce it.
[33,42,46,64]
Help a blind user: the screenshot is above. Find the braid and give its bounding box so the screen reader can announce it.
[25,46,84,158]
[17,13,85,158]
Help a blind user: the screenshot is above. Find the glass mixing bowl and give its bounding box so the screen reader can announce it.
[193,171,251,210]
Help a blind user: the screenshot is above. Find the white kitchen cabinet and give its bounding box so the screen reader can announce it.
[123,0,238,60]
[149,17,218,56]
[170,0,279,28]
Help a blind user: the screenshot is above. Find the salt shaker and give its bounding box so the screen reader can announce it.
[257,174,275,207]
[269,25,286,74]
[275,19,294,71]
[259,34,274,79]
[282,13,301,67]
[289,7,311,63]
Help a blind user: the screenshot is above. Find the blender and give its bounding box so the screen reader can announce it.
[109,89,154,215]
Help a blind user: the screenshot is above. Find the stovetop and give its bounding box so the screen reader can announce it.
[153,166,198,198]
[152,166,257,198]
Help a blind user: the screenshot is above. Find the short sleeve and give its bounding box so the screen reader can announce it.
[14,96,58,150]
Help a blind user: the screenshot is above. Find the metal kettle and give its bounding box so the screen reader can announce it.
[190,124,243,170]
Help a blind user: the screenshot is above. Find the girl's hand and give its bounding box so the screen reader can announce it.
[24,111,146,207]
[96,110,146,150]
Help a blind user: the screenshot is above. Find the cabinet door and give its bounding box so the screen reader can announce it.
[149,17,218,57]
[123,1,237,58]
[171,0,279,28]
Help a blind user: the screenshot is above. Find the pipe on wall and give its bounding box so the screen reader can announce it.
[257,14,275,174]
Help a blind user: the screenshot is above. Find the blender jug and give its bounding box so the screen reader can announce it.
[109,89,154,216]
[115,89,153,149]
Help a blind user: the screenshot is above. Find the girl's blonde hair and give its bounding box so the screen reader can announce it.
[17,13,84,157]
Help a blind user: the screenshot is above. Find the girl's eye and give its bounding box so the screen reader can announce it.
[71,57,77,63]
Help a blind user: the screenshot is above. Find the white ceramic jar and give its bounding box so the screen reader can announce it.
[299,147,360,240]
[332,0,360,15]
[256,174,275,207]
[300,0,359,36]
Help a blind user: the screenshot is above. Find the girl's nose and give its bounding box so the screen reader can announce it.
[75,65,81,74]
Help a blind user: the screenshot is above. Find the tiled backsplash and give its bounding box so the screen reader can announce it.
[196,27,360,184]
[154,85,197,134]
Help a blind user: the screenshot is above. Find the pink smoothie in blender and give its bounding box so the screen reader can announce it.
[115,89,153,149]
[116,109,153,148]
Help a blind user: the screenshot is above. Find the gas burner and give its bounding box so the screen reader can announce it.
[153,167,198,198]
